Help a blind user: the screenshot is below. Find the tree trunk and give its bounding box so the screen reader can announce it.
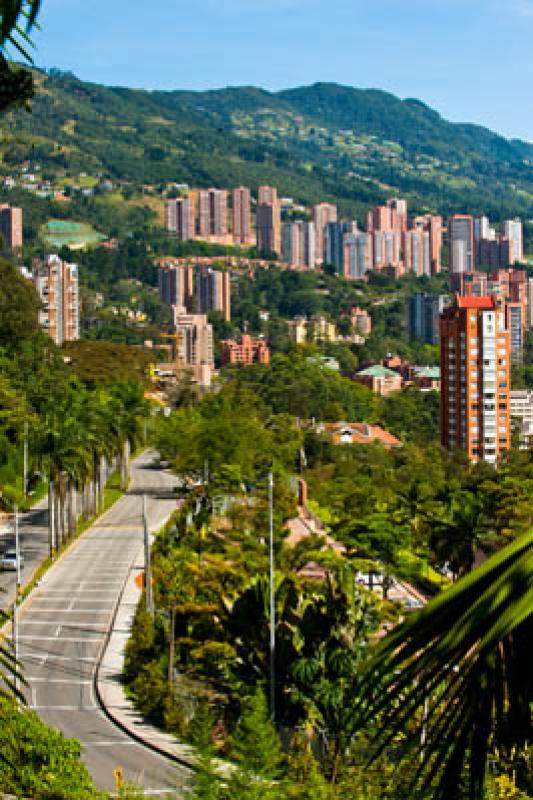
[67,479,76,538]
[54,488,60,552]
[121,440,130,490]
[48,482,55,557]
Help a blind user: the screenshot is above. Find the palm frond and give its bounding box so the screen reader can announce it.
[354,530,533,799]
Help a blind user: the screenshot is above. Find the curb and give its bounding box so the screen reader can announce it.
[93,513,198,775]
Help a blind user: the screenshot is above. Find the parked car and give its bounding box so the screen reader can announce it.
[1,550,24,571]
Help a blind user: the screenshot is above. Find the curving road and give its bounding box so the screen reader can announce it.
[16,452,191,795]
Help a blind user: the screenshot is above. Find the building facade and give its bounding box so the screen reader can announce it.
[174,313,214,387]
[312,203,337,265]
[406,293,450,345]
[0,204,22,251]
[282,221,317,269]
[33,255,79,345]
[232,187,252,244]
[158,263,194,312]
[166,197,195,240]
[197,268,231,321]
[440,296,511,463]
[220,334,270,366]
[256,200,281,256]
[448,214,474,274]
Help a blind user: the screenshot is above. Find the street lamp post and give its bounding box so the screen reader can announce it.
[14,505,21,598]
[23,421,28,499]
[143,494,154,616]
[268,471,275,721]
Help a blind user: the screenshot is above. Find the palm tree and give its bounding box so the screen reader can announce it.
[1,0,42,112]
[354,530,533,799]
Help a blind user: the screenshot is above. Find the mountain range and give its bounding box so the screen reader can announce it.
[1,70,532,223]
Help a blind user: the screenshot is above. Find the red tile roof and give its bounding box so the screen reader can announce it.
[456,295,495,309]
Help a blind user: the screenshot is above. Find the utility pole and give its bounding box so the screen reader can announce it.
[14,505,20,598]
[12,600,18,697]
[143,495,154,616]
[268,471,275,721]
[23,421,28,499]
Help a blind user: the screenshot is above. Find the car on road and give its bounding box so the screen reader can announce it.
[1,549,24,571]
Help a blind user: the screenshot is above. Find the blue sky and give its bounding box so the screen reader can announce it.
[34,0,533,140]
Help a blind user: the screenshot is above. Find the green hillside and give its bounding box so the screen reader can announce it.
[2,70,533,223]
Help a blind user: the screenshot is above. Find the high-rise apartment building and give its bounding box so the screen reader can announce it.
[312,203,337,264]
[367,198,407,234]
[411,214,443,273]
[403,230,431,276]
[166,197,195,240]
[232,187,252,245]
[406,293,450,345]
[197,188,228,237]
[502,219,523,264]
[256,197,281,255]
[343,233,372,279]
[197,268,231,321]
[33,255,79,345]
[282,221,316,269]
[324,221,358,272]
[158,263,194,312]
[0,204,22,251]
[448,215,474,274]
[258,185,278,205]
[175,313,214,387]
[372,230,401,270]
[440,295,510,463]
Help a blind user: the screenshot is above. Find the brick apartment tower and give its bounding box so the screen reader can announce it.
[197,189,228,237]
[0,204,22,251]
[33,255,79,345]
[312,203,337,265]
[440,295,511,463]
[166,197,195,240]
[232,187,252,244]
[158,263,194,312]
[256,185,281,255]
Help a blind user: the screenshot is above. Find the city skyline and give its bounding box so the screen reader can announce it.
[35,0,533,140]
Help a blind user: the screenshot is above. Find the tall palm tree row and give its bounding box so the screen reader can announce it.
[34,382,149,555]
[354,529,533,799]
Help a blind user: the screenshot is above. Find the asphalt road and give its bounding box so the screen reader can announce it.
[0,498,49,612]
[16,452,191,795]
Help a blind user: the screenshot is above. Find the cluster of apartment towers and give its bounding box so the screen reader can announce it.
[166,188,524,278]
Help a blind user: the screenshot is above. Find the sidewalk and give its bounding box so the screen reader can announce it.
[95,541,198,770]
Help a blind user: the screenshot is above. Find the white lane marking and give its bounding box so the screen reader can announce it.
[21,621,106,629]
[23,609,112,614]
[79,740,136,747]
[19,653,96,663]
[19,636,103,642]
[27,678,91,684]
[29,705,98,711]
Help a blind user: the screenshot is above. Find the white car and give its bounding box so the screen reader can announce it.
[1,550,24,571]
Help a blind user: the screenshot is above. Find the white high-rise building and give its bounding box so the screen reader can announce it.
[502,219,523,264]
[449,215,474,274]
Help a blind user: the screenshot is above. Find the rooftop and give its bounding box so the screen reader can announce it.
[357,364,400,378]
[456,295,495,310]
[320,421,402,448]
